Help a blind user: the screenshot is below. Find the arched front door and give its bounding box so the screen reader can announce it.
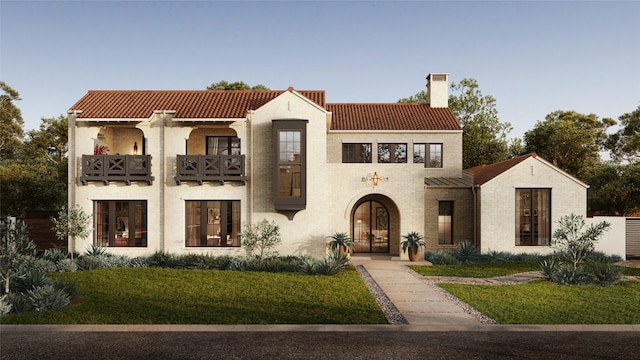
[352,200,389,253]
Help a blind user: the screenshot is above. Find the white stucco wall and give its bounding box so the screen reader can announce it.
[587,216,626,259]
[70,116,162,257]
[247,91,331,258]
[478,156,588,255]
[325,130,463,259]
[68,89,467,260]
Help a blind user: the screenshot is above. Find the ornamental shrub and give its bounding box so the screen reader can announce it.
[550,264,592,285]
[585,262,625,286]
[455,240,480,264]
[55,258,78,272]
[240,219,281,259]
[538,258,559,280]
[27,284,71,312]
[425,250,460,265]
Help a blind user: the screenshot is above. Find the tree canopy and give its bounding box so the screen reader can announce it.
[207,81,269,91]
[399,78,517,168]
[607,103,640,164]
[523,110,614,179]
[0,107,68,217]
[585,162,640,216]
[0,82,24,158]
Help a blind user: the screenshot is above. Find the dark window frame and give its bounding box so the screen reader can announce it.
[438,201,454,245]
[185,200,241,247]
[206,136,241,156]
[94,200,147,247]
[515,188,552,246]
[273,119,307,217]
[377,143,407,163]
[342,143,372,163]
[413,143,426,163]
[414,143,443,167]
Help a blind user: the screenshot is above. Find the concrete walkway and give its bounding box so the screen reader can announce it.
[350,257,485,326]
[351,257,640,327]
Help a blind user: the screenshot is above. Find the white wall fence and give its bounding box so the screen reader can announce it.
[587,216,630,259]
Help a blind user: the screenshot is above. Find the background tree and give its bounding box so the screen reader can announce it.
[585,162,640,216]
[523,110,614,180]
[207,81,269,90]
[399,78,517,168]
[397,90,427,104]
[0,82,24,158]
[607,103,640,164]
[449,78,516,168]
[0,114,68,217]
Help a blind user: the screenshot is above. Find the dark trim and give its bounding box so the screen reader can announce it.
[175,154,247,185]
[273,119,308,219]
[80,155,154,185]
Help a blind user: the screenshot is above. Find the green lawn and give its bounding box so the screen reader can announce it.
[408,261,540,277]
[1,267,387,325]
[440,280,640,324]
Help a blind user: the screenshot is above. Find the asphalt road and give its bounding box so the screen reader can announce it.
[2,330,639,360]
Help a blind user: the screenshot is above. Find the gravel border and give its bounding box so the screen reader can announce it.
[356,265,409,325]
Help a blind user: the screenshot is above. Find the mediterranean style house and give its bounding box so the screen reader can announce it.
[68,73,616,260]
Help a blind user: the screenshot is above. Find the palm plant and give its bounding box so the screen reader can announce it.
[401,231,425,261]
[328,232,354,254]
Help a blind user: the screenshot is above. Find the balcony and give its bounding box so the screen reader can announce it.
[80,155,154,185]
[175,154,247,185]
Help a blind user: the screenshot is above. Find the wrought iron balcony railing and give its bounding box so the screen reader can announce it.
[80,155,154,185]
[175,154,247,185]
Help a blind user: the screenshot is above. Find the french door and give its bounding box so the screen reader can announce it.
[352,200,389,253]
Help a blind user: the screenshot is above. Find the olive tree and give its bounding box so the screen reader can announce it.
[240,219,281,259]
[552,214,610,271]
[51,206,92,259]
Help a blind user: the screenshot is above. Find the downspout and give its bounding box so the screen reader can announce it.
[248,110,254,226]
[67,110,79,253]
[471,184,478,248]
[153,110,167,252]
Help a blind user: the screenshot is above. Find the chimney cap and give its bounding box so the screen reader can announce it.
[426,73,449,81]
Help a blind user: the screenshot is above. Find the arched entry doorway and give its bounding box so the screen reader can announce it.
[351,194,399,254]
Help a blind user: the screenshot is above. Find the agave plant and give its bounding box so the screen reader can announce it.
[401,232,425,261]
[328,232,354,254]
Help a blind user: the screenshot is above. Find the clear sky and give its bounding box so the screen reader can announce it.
[2,1,639,139]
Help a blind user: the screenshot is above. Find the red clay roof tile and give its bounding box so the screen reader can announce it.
[69,90,461,131]
[326,103,461,131]
[468,153,536,186]
[70,90,326,119]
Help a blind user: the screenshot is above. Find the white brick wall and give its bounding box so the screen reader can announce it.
[478,156,588,255]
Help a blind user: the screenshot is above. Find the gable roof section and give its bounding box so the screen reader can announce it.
[69,90,326,119]
[327,103,461,131]
[469,153,534,186]
[469,153,588,188]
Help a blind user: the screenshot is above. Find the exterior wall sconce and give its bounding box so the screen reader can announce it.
[133,142,138,155]
[362,172,388,188]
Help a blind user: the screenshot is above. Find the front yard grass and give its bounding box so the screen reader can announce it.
[439,280,640,324]
[408,261,540,278]
[0,267,387,324]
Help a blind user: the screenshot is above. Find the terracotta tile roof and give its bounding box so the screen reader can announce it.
[468,153,536,186]
[69,89,460,132]
[69,90,326,119]
[326,103,461,131]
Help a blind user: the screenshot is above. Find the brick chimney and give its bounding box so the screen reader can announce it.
[426,73,449,108]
